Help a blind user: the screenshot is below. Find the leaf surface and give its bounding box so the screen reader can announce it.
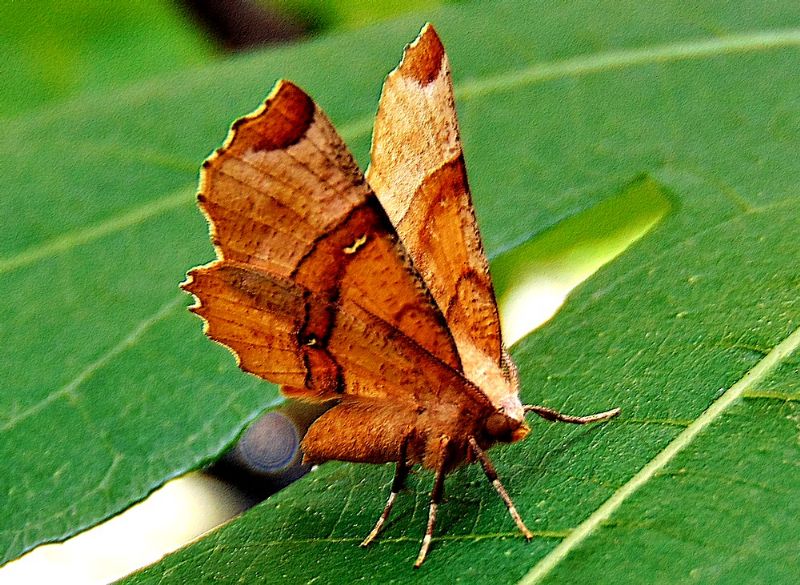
[2,0,799,582]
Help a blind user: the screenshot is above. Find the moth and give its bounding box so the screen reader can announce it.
[182,24,619,567]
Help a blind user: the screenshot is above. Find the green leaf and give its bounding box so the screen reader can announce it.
[0,0,215,117]
[2,0,799,583]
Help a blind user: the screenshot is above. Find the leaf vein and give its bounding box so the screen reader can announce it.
[517,323,800,584]
[9,30,799,276]
[0,295,183,432]
[339,28,800,137]
[0,187,191,275]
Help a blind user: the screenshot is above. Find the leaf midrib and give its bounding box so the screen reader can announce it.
[517,323,800,585]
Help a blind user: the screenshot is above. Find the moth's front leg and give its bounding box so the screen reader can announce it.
[468,436,532,539]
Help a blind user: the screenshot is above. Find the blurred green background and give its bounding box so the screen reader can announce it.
[1,0,457,117]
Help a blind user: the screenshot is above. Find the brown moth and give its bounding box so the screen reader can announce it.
[182,24,620,567]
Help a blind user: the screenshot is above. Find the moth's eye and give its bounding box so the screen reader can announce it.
[485,412,513,440]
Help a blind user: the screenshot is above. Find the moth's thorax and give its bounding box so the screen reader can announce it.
[457,343,520,404]
[460,348,528,444]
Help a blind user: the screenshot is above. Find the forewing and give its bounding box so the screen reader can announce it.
[366,25,517,400]
[185,80,462,402]
[183,265,486,408]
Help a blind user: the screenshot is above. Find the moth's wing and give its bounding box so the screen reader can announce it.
[184,80,462,402]
[183,265,488,413]
[366,24,517,402]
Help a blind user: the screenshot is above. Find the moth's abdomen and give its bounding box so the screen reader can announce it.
[301,398,416,465]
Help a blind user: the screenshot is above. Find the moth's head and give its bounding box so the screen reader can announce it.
[485,394,529,443]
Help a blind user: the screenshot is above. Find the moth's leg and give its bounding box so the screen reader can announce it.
[361,436,410,547]
[414,435,450,569]
[468,436,532,540]
[524,404,621,425]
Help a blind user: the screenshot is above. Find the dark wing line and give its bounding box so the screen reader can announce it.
[183,262,490,409]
